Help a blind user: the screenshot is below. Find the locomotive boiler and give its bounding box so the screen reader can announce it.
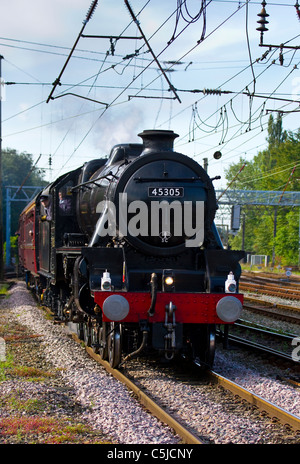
[18,129,245,368]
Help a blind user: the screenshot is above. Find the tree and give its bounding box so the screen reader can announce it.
[2,148,47,240]
[225,117,299,266]
[267,113,287,147]
[275,209,299,265]
[2,149,46,186]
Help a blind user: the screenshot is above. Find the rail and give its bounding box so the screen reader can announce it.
[209,371,300,431]
[67,324,300,438]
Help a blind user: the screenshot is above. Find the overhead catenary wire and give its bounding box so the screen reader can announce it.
[4,61,298,166]
[176,50,299,162]
[217,163,246,200]
[15,154,42,194]
[42,1,180,171]
[120,0,253,106]
[2,2,288,118]
[235,162,300,189]
[49,0,215,172]
[2,1,299,180]
[159,10,299,146]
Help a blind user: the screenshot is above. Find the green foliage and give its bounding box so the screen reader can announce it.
[275,209,299,266]
[266,113,287,147]
[2,148,46,186]
[0,415,110,444]
[0,283,9,295]
[226,116,300,266]
[0,352,14,382]
[1,148,47,243]
[3,235,18,264]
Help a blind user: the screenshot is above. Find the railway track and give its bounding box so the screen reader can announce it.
[240,282,300,301]
[239,271,300,326]
[221,276,300,365]
[46,270,300,441]
[240,272,300,301]
[223,321,299,363]
[73,270,300,440]
[208,370,300,432]
[243,298,300,324]
[67,324,300,440]
[68,327,203,444]
[242,271,300,283]
[4,279,300,443]
[2,280,300,444]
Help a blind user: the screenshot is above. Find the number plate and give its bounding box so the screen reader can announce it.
[148,187,184,197]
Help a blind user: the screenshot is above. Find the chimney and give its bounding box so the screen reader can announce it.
[138,130,179,154]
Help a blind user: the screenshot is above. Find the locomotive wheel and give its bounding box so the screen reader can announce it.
[107,322,122,368]
[76,322,84,340]
[190,324,216,369]
[99,322,108,360]
[83,321,91,347]
[56,287,67,320]
[91,322,100,354]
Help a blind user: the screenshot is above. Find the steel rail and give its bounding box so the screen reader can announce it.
[244,297,300,316]
[240,283,300,301]
[218,321,298,362]
[235,320,297,342]
[225,331,295,362]
[241,272,300,285]
[70,327,300,440]
[209,371,300,431]
[240,281,300,295]
[68,331,204,445]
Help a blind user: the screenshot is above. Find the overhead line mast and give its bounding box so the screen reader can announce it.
[124,0,181,103]
[46,0,98,103]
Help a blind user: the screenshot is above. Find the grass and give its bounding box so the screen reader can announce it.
[0,392,46,414]
[0,352,14,382]
[7,364,55,381]
[0,416,110,444]
[241,264,300,276]
[0,319,114,444]
[0,348,112,444]
[0,351,53,383]
[0,284,9,296]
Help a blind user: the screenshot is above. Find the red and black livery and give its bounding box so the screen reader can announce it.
[18,130,245,368]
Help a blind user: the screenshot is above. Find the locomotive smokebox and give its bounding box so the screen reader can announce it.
[138,130,179,154]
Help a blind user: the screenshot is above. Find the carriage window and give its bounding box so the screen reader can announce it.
[58,183,73,216]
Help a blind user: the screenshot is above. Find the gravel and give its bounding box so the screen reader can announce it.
[125,350,300,444]
[1,281,300,444]
[0,282,179,444]
[214,349,300,417]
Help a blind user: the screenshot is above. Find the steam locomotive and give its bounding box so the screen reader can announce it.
[18,130,244,368]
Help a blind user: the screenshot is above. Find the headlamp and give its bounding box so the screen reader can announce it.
[165,276,174,286]
[163,270,175,292]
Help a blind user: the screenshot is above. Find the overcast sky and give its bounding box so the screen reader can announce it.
[0,0,299,189]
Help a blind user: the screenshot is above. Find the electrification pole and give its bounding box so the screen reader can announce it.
[0,55,4,280]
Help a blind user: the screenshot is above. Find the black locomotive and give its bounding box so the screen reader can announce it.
[19,130,245,368]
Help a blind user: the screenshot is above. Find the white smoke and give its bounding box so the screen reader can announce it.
[91,104,146,153]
